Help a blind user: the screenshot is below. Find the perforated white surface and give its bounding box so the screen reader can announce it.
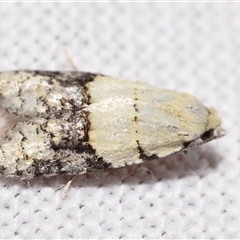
[0,2,239,239]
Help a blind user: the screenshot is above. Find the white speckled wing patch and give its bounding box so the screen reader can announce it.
[0,71,224,180]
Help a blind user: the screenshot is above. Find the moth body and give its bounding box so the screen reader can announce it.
[0,71,224,179]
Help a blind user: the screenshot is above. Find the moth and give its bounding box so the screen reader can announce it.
[0,71,224,180]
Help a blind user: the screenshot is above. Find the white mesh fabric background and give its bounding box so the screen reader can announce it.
[0,2,239,239]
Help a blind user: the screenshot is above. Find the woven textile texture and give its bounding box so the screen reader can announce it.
[0,2,239,239]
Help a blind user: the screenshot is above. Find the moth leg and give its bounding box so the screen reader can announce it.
[64,50,77,70]
[62,175,75,199]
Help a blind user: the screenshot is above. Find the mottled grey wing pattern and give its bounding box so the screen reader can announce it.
[0,71,110,179]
